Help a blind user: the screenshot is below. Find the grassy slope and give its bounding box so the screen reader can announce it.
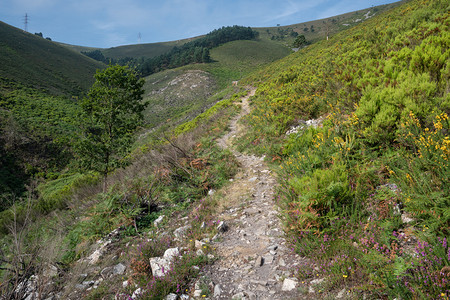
[60,37,201,60]
[102,37,199,60]
[140,38,291,132]
[0,21,104,96]
[239,0,449,298]
[254,1,404,47]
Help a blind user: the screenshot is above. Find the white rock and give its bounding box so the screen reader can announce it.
[309,278,325,293]
[194,289,202,297]
[166,293,178,300]
[149,257,171,277]
[217,221,229,233]
[174,225,190,240]
[232,292,245,299]
[195,240,205,249]
[132,288,142,299]
[214,284,222,297]
[401,213,414,224]
[282,278,298,291]
[154,215,165,227]
[122,280,129,288]
[164,248,180,261]
[113,263,126,275]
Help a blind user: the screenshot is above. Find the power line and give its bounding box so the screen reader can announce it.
[23,13,29,32]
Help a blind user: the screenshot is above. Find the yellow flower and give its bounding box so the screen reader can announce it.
[343,274,348,278]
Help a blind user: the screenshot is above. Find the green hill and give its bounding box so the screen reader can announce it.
[0,21,104,96]
[60,37,200,61]
[140,38,291,131]
[1,1,448,299]
[254,1,404,46]
[102,38,199,60]
[239,0,449,297]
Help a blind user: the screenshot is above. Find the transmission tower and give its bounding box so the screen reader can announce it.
[23,13,29,32]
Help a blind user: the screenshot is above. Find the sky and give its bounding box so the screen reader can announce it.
[1,0,399,48]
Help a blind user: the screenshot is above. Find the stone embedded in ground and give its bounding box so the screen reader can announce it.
[131,288,142,300]
[263,255,274,264]
[154,215,165,227]
[217,221,229,233]
[401,213,414,224]
[195,240,205,249]
[43,264,58,278]
[194,289,202,297]
[166,293,178,300]
[214,284,222,297]
[164,247,180,260]
[149,257,171,277]
[174,225,190,240]
[254,256,264,267]
[113,263,126,275]
[232,292,245,299]
[309,278,325,293]
[282,278,298,291]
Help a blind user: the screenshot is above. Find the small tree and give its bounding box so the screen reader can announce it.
[76,65,147,192]
[293,35,307,48]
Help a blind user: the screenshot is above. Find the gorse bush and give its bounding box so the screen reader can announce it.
[239,0,449,298]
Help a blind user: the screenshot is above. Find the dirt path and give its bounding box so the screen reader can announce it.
[205,88,303,299]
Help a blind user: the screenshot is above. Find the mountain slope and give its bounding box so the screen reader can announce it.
[0,21,104,96]
[238,0,449,297]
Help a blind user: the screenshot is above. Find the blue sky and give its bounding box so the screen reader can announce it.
[1,0,399,48]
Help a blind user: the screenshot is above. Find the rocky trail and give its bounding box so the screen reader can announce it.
[203,88,304,299]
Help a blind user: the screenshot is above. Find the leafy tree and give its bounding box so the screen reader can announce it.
[76,65,147,191]
[293,35,307,48]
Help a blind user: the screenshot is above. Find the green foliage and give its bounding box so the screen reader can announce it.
[293,35,307,48]
[75,65,147,189]
[0,79,81,204]
[239,0,449,297]
[36,173,98,213]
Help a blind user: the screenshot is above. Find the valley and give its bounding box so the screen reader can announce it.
[0,0,449,299]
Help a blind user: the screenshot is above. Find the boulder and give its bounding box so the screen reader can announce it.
[282,278,298,291]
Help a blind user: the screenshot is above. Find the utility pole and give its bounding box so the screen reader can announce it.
[23,13,29,32]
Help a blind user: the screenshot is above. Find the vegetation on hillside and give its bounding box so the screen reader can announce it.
[1,0,448,299]
[0,78,81,204]
[239,0,449,298]
[82,26,259,77]
[0,21,104,96]
[75,65,147,192]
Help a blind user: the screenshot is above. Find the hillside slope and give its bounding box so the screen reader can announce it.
[254,1,404,46]
[239,0,449,298]
[140,38,291,131]
[0,21,104,96]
